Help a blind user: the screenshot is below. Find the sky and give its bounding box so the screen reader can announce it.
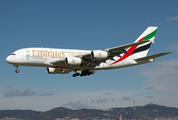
[1,0,178,111]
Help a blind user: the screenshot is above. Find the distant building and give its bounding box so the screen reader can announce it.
[116,114,122,120]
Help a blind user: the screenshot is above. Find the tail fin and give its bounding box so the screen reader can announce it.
[134,26,158,43]
[128,26,158,59]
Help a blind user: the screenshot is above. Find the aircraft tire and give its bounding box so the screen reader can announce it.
[15,69,19,73]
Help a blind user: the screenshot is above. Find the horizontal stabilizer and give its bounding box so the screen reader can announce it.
[135,52,171,61]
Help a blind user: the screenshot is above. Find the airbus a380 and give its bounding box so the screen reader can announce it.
[6,27,171,77]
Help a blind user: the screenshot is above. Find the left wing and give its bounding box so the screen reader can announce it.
[105,40,150,54]
[82,40,151,60]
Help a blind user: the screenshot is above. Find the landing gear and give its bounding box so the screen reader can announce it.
[15,69,19,73]
[72,70,95,77]
[14,65,19,73]
[81,69,95,76]
[73,72,80,77]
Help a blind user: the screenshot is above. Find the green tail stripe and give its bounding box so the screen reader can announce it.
[143,28,158,40]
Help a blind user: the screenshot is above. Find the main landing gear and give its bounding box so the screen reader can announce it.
[14,65,19,73]
[73,72,80,77]
[73,70,95,77]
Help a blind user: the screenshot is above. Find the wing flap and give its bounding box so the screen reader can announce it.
[134,52,171,61]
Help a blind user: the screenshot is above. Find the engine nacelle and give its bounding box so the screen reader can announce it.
[65,57,82,66]
[47,67,71,74]
[91,50,108,60]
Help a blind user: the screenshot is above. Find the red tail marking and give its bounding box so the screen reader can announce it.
[111,37,144,65]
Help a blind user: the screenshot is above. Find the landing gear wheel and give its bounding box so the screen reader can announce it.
[15,69,19,73]
[14,65,19,73]
[72,72,80,77]
[91,70,95,74]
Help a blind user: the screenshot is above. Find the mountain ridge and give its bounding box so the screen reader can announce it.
[1,103,178,120]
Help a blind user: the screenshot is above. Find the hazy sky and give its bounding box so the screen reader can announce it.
[1,0,178,111]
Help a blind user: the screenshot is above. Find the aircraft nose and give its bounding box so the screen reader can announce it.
[6,56,11,63]
[6,55,15,64]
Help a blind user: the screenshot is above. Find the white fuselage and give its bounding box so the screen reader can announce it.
[6,48,149,71]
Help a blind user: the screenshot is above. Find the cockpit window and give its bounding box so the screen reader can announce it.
[11,53,16,55]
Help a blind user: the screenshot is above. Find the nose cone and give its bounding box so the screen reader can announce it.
[6,55,15,64]
[6,56,11,63]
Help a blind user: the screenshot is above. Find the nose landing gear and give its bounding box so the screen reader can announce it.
[15,69,19,73]
[14,65,19,73]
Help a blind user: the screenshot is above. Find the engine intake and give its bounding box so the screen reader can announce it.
[91,50,108,60]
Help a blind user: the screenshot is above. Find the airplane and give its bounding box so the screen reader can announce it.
[6,26,171,77]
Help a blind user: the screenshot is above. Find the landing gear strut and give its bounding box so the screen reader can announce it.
[15,66,19,73]
[72,70,95,77]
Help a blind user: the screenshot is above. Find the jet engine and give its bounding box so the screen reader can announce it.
[91,50,108,60]
[47,67,71,74]
[65,57,82,66]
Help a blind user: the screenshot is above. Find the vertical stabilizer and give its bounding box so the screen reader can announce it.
[134,26,158,43]
[110,27,158,65]
[128,27,158,59]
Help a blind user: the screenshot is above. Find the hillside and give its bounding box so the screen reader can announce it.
[0,110,41,119]
[1,103,178,120]
[28,107,85,120]
[110,103,178,119]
